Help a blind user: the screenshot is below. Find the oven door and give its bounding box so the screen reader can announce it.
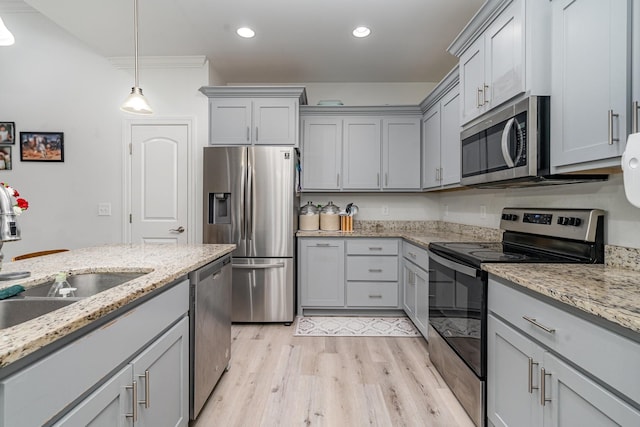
[428,250,486,378]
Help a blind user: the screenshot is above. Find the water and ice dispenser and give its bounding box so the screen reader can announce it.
[209,193,231,224]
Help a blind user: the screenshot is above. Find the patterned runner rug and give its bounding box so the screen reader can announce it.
[294,316,421,337]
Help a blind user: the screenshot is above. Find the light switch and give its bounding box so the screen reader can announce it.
[98,202,112,216]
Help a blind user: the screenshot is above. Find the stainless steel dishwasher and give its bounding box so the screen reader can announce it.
[189,254,232,420]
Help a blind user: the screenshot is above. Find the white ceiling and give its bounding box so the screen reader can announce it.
[20,0,485,83]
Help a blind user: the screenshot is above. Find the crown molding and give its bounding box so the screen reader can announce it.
[447,0,513,57]
[109,55,208,70]
[300,105,422,116]
[419,66,460,113]
[199,86,308,104]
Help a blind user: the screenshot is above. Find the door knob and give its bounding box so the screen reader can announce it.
[170,226,185,233]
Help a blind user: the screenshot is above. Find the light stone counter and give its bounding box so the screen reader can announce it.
[483,263,640,335]
[0,244,235,369]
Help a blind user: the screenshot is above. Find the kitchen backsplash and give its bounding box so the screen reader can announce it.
[354,220,502,241]
[605,246,640,272]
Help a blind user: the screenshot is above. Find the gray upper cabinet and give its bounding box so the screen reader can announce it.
[300,106,422,192]
[550,0,633,172]
[199,86,307,146]
[449,0,551,126]
[343,118,382,190]
[420,68,461,191]
[301,117,342,190]
[382,117,421,190]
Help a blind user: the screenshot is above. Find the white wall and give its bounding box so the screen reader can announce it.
[0,11,209,260]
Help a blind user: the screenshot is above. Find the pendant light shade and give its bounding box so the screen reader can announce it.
[120,0,153,115]
[0,16,15,46]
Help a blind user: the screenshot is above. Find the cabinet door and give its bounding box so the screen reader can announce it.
[551,0,630,169]
[484,0,525,110]
[402,261,416,318]
[301,118,342,190]
[209,98,252,145]
[299,239,345,307]
[439,87,461,187]
[343,118,382,189]
[253,98,298,145]
[422,106,441,189]
[414,265,429,335]
[543,352,640,427]
[132,317,189,427]
[459,37,486,124]
[382,118,421,189]
[53,365,133,427]
[487,314,542,427]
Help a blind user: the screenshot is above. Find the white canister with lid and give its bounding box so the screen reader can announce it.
[299,201,320,231]
[320,201,341,231]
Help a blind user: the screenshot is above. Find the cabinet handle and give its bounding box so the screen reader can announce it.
[246,126,250,141]
[477,87,483,108]
[368,247,383,251]
[540,368,552,406]
[435,168,439,181]
[377,173,380,186]
[528,357,539,394]
[138,370,150,408]
[385,173,388,187]
[483,84,489,105]
[368,269,383,273]
[125,381,138,421]
[408,252,417,259]
[633,101,639,134]
[522,316,555,334]
[608,110,620,145]
[255,127,259,141]
[315,243,330,247]
[439,167,443,182]
[337,174,340,187]
[369,294,383,298]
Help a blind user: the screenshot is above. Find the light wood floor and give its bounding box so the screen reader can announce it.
[192,324,474,427]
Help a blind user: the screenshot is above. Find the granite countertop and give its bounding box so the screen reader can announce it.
[0,244,235,369]
[483,263,640,335]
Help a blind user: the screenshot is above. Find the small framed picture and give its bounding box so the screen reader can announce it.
[0,122,15,144]
[0,146,11,170]
[20,132,64,162]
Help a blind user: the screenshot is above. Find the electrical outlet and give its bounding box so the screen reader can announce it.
[444,204,449,217]
[98,202,112,216]
[480,205,487,219]
[382,205,389,216]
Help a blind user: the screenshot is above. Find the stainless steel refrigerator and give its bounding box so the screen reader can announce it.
[203,146,298,323]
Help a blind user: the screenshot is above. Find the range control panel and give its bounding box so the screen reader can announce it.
[500,208,605,242]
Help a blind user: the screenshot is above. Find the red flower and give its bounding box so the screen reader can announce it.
[12,189,19,197]
[16,198,28,210]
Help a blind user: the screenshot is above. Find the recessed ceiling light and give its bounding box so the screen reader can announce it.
[352,26,371,38]
[236,27,255,38]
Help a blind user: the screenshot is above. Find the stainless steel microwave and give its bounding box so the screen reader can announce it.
[460,96,607,188]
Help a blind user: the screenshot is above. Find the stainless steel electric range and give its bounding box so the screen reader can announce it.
[427,207,605,426]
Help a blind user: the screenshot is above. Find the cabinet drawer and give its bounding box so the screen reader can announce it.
[489,276,640,404]
[402,241,429,270]
[347,282,398,307]
[347,256,398,281]
[346,239,398,255]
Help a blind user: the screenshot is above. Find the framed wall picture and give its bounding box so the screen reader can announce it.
[0,146,11,170]
[20,132,64,162]
[0,122,15,144]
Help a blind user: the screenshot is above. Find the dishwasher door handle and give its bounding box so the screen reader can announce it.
[232,262,285,270]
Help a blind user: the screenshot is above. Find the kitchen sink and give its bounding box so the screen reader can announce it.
[21,272,146,298]
[0,298,77,329]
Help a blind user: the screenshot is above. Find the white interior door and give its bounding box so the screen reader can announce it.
[130,123,188,244]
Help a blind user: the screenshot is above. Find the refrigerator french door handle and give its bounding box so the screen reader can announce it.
[246,163,253,240]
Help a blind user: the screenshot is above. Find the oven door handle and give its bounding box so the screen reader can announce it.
[428,250,479,278]
[500,117,524,168]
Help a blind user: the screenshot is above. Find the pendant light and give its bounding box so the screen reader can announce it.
[0,16,15,46]
[120,0,153,114]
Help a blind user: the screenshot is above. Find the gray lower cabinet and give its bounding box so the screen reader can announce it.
[0,280,190,427]
[488,276,640,427]
[299,238,345,307]
[401,242,429,337]
[298,237,401,313]
[54,317,189,427]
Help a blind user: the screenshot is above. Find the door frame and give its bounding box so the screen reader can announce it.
[122,117,196,244]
